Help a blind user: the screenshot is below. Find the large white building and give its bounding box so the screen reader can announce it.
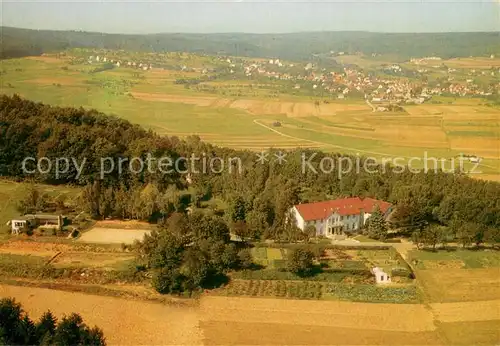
[289,197,392,239]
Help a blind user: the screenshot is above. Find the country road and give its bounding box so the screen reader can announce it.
[252,120,498,175]
[365,99,376,112]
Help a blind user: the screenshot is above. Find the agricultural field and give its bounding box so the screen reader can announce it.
[1,52,498,180]
[0,240,135,274]
[409,249,500,305]
[3,281,498,345]
[443,57,500,69]
[0,238,498,344]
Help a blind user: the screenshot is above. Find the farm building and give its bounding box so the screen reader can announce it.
[372,267,391,284]
[289,197,392,240]
[10,214,64,235]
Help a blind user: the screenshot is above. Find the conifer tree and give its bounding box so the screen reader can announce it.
[367,205,388,240]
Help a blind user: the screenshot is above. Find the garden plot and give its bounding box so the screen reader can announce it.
[346,249,404,272]
[408,249,500,269]
[250,247,287,269]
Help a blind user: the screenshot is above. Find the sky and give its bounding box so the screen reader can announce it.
[1,0,499,34]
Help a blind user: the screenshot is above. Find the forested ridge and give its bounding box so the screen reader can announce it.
[1,26,499,60]
[1,94,499,237]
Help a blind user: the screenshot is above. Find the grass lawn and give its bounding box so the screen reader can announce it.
[266,248,284,260]
[353,235,379,243]
[409,249,500,269]
[250,247,288,268]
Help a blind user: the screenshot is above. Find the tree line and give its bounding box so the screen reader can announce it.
[1,26,499,60]
[0,298,105,345]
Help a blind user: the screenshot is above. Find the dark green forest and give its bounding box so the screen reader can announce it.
[2,94,500,293]
[0,297,106,345]
[1,26,499,60]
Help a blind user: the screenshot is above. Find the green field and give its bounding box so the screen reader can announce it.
[1,52,499,180]
[408,249,500,269]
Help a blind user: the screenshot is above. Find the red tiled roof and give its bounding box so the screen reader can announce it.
[294,197,392,221]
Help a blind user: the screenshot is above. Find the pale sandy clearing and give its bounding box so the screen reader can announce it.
[78,227,151,245]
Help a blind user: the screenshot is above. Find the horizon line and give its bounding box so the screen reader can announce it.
[2,25,499,36]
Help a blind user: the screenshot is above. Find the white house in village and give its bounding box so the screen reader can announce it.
[289,197,393,240]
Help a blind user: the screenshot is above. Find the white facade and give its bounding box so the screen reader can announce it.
[372,267,391,284]
[10,220,28,234]
[291,206,373,239]
[290,198,391,240]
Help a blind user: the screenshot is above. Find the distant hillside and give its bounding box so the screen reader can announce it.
[1,26,499,60]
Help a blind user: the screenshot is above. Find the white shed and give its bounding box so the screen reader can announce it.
[372,267,391,284]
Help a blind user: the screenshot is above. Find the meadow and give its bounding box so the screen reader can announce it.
[409,249,500,304]
[1,54,499,179]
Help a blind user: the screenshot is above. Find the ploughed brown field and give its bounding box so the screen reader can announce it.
[2,285,499,345]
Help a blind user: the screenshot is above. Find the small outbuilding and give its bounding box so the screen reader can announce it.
[372,267,391,284]
[10,214,63,235]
